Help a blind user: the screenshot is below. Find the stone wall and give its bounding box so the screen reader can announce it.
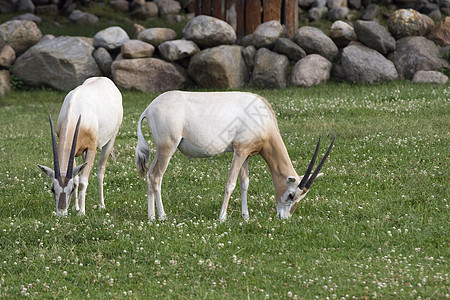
[0,0,449,95]
[0,0,194,22]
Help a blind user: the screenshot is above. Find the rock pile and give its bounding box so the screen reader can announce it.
[0,6,449,95]
[0,0,194,23]
[299,0,450,22]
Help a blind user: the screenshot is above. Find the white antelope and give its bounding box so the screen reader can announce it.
[136,91,334,221]
[38,77,123,216]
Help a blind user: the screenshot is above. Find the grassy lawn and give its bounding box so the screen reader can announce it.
[0,82,448,298]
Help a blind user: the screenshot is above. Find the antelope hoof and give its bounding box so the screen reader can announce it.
[77,210,86,216]
[72,205,80,212]
[99,204,106,210]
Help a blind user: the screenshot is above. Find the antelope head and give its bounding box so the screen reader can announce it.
[276,136,335,219]
[38,115,87,216]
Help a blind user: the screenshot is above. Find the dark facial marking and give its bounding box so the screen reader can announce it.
[56,177,71,210]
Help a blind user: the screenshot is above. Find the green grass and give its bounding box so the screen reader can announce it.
[0,82,449,298]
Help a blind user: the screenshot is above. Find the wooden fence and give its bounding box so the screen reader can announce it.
[194,0,298,38]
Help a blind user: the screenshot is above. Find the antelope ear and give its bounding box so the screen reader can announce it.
[37,164,54,178]
[286,176,296,184]
[72,162,87,177]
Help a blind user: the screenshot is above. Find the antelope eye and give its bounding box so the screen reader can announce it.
[288,192,295,200]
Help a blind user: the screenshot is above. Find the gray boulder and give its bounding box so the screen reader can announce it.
[69,9,99,25]
[164,13,191,23]
[93,26,130,51]
[187,45,248,88]
[389,36,450,79]
[348,0,361,9]
[329,20,357,48]
[60,0,76,15]
[388,9,434,39]
[308,6,327,22]
[131,1,159,18]
[293,26,338,61]
[121,39,155,59]
[132,23,146,39]
[138,27,177,47]
[154,0,181,15]
[354,20,395,55]
[112,57,186,92]
[412,70,448,84]
[92,47,113,77]
[251,20,285,48]
[312,0,327,9]
[341,44,398,83]
[327,0,345,9]
[11,13,42,24]
[158,39,199,62]
[0,20,42,55]
[238,34,254,47]
[183,15,236,48]
[291,54,332,87]
[12,36,101,91]
[441,1,450,16]
[273,37,306,61]
[17,0,34,13]
[361,4,379,21]
[40,34,55,43]
[251,48,289,89]
[242,45,256,68]
[328,7,349,21]
[110,0,130,12]
[35,4,58,15]
[0,45,16,68]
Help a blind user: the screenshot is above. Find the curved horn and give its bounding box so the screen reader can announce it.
[304,136,335,190]
[66,115,81,179]
[298,136,321,190]
[49,115,61,179]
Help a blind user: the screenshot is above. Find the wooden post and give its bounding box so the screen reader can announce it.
[245,0,262,34]
[201,0,211,15]
[236,0,246,39]
[212,0,224,19]
[284,0,298,37]
[194,0,298,38]
[263,0,281,22]
[194,0,200,15]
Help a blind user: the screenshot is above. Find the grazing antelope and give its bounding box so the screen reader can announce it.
[38,77,123,216]
[136,91,334,221]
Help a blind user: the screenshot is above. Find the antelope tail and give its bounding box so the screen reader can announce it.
[136,112,150,177]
